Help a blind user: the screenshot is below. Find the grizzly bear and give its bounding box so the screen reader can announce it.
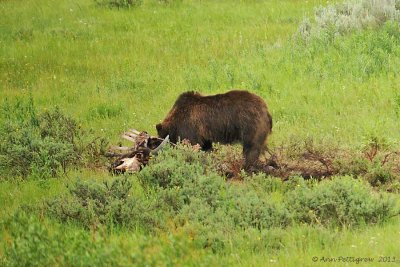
[156,90,272,169]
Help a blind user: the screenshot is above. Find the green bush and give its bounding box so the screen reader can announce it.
[333,136,399,187]
[142,147,396,234]
[227,184,291,230]
[365,162,396,187]
[335,154,397,187]
[174,184,291,252]
[139,146,291,250]
[47,177,165,232]
[0,98,108,179]
[298,0,400,42]
[286,176,397,227]
[139,144,229,218]
[138,144,212,188]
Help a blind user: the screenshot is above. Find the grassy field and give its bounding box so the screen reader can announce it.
[1,0,400,266]
[3,0,400,145]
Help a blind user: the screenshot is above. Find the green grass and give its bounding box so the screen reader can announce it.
[1,0,398,147]
[220,220,400,267]
[1,0,356,144]
[1,0,400,266]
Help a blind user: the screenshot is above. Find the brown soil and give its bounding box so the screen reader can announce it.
[211,142,400,182]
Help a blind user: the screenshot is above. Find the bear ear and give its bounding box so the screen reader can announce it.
[156,123,162,132]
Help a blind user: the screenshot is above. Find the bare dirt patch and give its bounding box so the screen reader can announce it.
[211,139,400,186]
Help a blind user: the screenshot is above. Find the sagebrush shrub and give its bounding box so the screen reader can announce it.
[47,177,165,231]
[365,163,396,186]
[298,0,400,42]
[171,182,289,251]
[139,146,291,250]
[286,176,396,226]
[0,98,107,179]
[138,144,211,189]
[333,135,400,187]
[141,147,396,233]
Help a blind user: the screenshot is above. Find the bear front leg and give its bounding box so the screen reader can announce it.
[201,140,213,151]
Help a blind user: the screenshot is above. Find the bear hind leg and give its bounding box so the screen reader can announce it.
[243,143,262,171]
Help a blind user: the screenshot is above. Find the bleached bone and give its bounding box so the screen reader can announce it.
[129,129,141,135]
[122,129,146,143]
[115,156,141,172]
[121,134,136,143]
[125,131,138,138]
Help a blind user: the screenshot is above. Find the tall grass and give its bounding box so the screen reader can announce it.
[2,0,399,147]
[5,0,397,147]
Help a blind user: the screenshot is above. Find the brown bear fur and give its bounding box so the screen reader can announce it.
[156,90,272,169]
